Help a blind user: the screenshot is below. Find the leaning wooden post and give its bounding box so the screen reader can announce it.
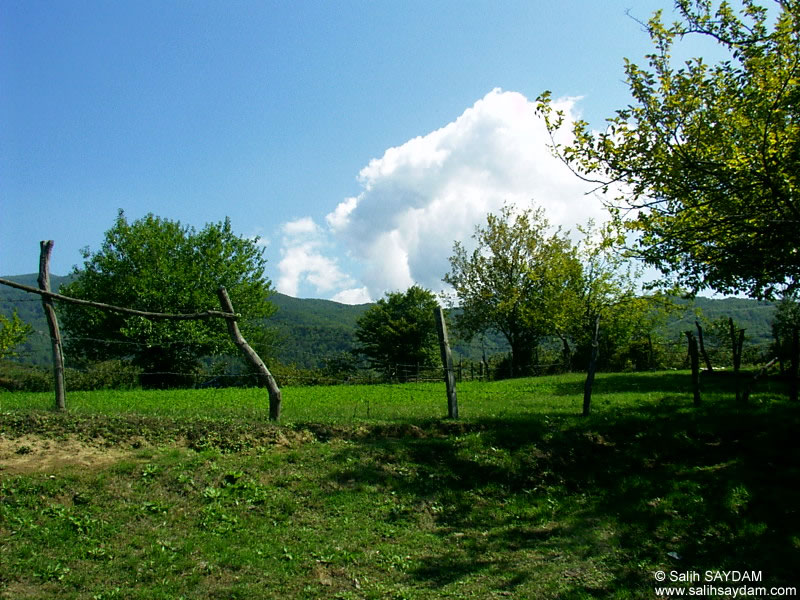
[695,320,713,372]
[217,287,281,421]
[685,331,702,406]
[38,241,66,412]
[728,318,746,403]
[583,316,600,417]
[434,307,458,419]
[790,326,799,403]
[742,357,779,404]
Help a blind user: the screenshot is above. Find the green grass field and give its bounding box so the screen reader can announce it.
[1,371,798,599]
[0,371,743,422]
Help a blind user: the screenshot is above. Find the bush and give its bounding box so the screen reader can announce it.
[0,362,52,392]
[65,360,142,391]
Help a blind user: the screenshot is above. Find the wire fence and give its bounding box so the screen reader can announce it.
[1,295,793,421]
[3,335,796,425]
[2,323,774,389]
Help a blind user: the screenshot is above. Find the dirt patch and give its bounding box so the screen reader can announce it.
[0,434,135,475]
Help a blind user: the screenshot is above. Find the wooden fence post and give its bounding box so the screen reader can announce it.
[217,287,282,421]
[695,320,713,372]
[38,241,66,411]
[728,318,745,403]
[791,326,799,403]
[742,357,779,404]
[686,331,702,406]
[434,307,458,419]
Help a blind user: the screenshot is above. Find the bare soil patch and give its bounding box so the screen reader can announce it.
[0,434,135,474]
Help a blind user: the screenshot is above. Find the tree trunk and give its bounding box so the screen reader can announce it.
[559,334,572,372]
[583,317,600,417]
[509,340,534,378]
[773,326,785,375]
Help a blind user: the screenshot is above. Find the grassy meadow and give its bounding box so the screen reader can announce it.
[1,371,798,599]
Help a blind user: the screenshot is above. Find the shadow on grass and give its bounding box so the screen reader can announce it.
[323,397,800,596]
[553,370,702,396]
[561,370,791,399]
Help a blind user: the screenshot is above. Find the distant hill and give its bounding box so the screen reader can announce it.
[1,273,779,369]
[268,293,370,367]
[663,296,776,346]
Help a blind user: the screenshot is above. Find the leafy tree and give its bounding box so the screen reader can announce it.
[773,294,800,336]
[556,221,637,369]
[443,205,581,376]
[353,285,439,381]
[0,310,32,360]
[556,221,677,371]
[321,351,362,381]
[537,0,800,299]
[60,211,276,388]
[772,293,800,371]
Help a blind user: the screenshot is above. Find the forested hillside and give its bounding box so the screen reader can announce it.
[664,296,776,346]
[268,293,369,367]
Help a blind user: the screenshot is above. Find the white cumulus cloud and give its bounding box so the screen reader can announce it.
[331,286,371,305]
[325,88,606,300]
[281,216,319,236]
[276,217,356,298]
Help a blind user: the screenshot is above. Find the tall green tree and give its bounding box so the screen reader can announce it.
[353,285,439,381]
[537,0,800,299]
[444,205,581,376]
[60,211,276,388]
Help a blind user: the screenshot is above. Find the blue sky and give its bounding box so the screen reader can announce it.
[3,0,710,301]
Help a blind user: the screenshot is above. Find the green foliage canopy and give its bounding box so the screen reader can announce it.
[60,211,276,387]
[537,0,800,299]
[0,310,32,360]
[353,285,440,381]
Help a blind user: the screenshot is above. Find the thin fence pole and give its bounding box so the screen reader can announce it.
[686,331,702,406]
[791,326,799,403]
[434,307,458,419]
[38,241,66,411]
